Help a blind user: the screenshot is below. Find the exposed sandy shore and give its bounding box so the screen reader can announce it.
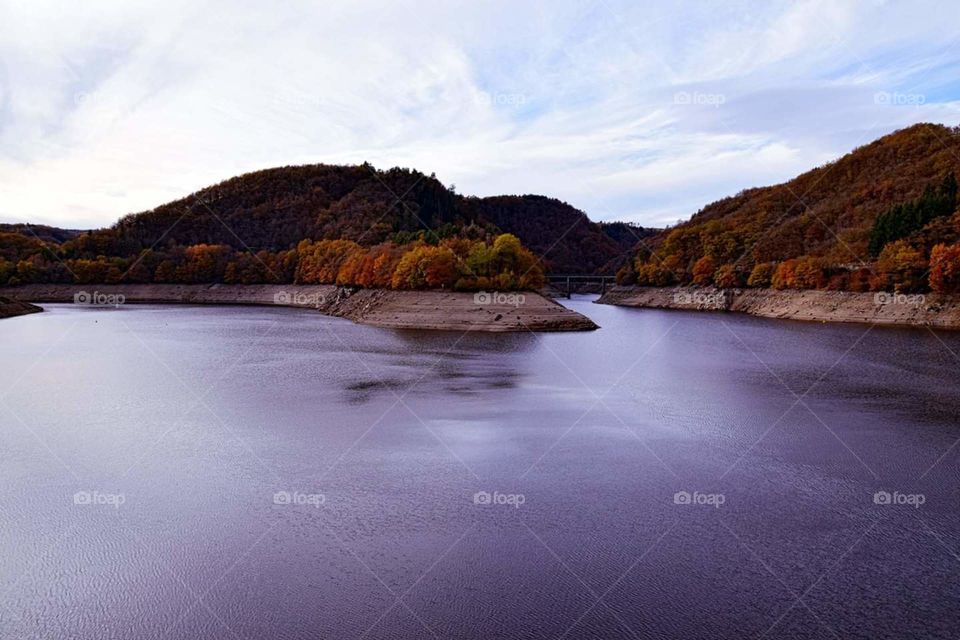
[0,296,42,320]
[598,285,960,329]
[0,284,598,332]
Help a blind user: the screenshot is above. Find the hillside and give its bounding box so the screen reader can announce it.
[45,164,629,275]
[622,123,960,293]
[0,224,83,244]
[0,163,645,291]
[463,195,654,273]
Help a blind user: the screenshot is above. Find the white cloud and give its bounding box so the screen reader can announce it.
[0,0,958,229]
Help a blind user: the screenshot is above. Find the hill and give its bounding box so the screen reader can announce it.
[622,123,960,293]
[52,164,629,274]
[0,163,644,291]
[0,224,83,244]
[464,195,654,273]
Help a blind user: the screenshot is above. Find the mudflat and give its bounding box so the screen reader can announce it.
[598,285,960,329]
[0,284,598,332]
[0,296,42,320]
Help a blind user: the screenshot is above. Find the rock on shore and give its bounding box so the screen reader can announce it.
[598,285,960,329]
[0,284,598,332]
[0,296,43,320]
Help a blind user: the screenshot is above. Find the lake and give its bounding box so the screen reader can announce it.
[2,297,959,639]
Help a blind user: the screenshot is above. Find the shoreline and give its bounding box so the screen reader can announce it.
[0,296,43,320]
[0,284,598,333]
[597,285,960,330]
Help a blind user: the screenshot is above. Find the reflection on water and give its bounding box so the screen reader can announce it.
[1,298,960,639]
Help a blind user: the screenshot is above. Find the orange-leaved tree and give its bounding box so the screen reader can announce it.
[929,243,960,293]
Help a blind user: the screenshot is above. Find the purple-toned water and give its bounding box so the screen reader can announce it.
[2,297,959,639]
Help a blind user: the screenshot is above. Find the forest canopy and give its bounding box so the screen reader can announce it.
[617,123,960,295]
[0,230,544,292]
[0,162,651,290]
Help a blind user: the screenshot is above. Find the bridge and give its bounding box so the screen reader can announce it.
[546,274,616,298]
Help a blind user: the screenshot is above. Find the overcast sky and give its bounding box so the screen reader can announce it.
[1,0,959,230]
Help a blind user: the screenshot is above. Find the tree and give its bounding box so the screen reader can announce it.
[176,244,232,283]
[871,240,927,292]
[713,264,740,288]
[868,173,957,256]
[336,249,367,286]
[0,258,13,285]
[771,260,797,290]
[616,260,637,285]
[692,256,717,286]
[391,245,457,289]
[154,260,179,283]
[295,239,363,284]
[793,256,826,289]
[747,262,775,288]
[930,243,960,293]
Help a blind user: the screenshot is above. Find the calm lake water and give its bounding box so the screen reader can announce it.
[2,297,960,639]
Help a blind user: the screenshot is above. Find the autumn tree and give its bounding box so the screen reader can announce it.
[793,256,826,289]
[771,260,797,290]
[870,240,927,292]
[713,264,740,288]
[295,239,363,284]
[692,256,717,286]
[747,262,775,288]
[176,244,233,283]
[929,243,960,293]
[0,258,13,285]
[391,245,457,289]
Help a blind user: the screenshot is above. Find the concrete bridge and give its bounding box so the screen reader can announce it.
[546,274,616,298]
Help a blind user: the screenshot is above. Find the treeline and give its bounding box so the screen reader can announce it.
[465,195,648,273]
[0,231,544,291]
[297,234,543,290]
[619,124,960,295]
[21,163,628,276]
[868,174,957,256]
[620,172,960,294]
[621,232,960,295]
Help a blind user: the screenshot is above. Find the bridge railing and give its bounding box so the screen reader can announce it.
[545,274,616,298]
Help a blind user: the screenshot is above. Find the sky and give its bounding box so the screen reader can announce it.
[1,0,959,230]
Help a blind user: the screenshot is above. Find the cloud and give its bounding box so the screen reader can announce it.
[0,0,958,229]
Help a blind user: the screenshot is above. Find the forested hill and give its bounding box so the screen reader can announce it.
[622,123,960,293]
[0,163,662,290]
[465,195,655,274]
[62,163,644,275]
